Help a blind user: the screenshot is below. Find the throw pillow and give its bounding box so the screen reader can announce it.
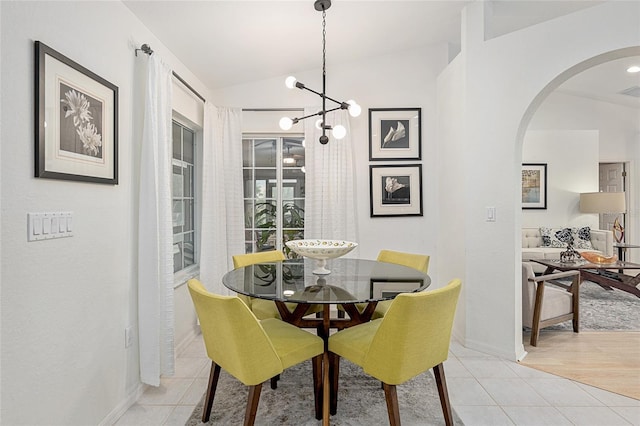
[539,227,568,248]
[573,226,594,249]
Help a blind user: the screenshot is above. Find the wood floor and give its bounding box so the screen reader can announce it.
[521,331,640,400]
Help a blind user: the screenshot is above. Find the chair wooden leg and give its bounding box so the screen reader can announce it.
[244,383,262,426]
[270,374,280,390]
[530,281,545,347]
[433,363,454,426]
[312,355,323,420]
[202,361,221,423]
[571,274,580,333]
[329,352,340,415]
[382,383,401,426]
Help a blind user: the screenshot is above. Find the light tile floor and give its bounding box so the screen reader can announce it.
[113,335,640,426]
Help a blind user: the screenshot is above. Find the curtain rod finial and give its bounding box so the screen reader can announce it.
[135,43,154,57]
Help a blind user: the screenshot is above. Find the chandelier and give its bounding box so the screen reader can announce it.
[279,0,361,144]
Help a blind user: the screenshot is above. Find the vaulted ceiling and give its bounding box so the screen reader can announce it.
[124,0,639,108]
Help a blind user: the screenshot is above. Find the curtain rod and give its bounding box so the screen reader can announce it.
[172,72,206,103]
[136,43,206,104]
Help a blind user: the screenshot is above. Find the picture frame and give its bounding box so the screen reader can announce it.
[369,108,421,160]
[370,280,423,299]
[522,163,547,209]
[370,164,423,217]
[35,41,118,184]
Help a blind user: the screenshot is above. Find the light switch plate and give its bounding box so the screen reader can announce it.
[28,212,74,241]
[486,207,496,222]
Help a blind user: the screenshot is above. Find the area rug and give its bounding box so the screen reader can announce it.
[542,280,640,331]
[186,358,463,425]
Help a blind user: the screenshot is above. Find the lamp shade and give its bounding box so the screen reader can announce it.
[579,192,626,213]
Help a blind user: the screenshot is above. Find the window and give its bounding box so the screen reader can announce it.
[172,120,196,273]
[242,135,305,256]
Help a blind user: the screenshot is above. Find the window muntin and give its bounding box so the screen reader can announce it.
[172,120,196,273]
[242,136,305,255]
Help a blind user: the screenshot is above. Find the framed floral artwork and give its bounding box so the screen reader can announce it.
[369,107,421,160]
[370,164,423,217]
[522,163,547,209]
[35,41,118,184]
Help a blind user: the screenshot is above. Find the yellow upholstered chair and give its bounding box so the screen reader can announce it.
[328,279,461,426]
[522,262,580,346]
[232,250,287,320]
[337,249,430,319]
[232,250,322,320]
[188,279,324,424]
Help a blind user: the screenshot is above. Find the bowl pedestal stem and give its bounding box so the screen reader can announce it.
[312,259,331,275]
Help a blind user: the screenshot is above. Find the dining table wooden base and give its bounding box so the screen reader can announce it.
[274,301,379,341]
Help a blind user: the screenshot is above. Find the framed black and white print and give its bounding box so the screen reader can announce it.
[370,164,423,217]
[369,108,421,160]
[35,41,118,184]
[522,163,547,209]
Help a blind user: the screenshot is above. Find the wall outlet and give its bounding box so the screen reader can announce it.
[125,326,134,348]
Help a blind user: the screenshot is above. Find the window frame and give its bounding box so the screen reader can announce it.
[172,115,201,286]
[242,133,306,255]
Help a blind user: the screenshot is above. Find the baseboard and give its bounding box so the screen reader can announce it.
[98,383,147,426]
[176,327,201,357]
[98,330,200,425]
[463,337,523,361]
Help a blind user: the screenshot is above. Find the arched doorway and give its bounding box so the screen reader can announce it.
[514,47,640,397]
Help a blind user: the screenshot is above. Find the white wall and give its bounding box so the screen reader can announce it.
[0,2,208,424]
[530,91,640,161]
[214,44,451,286]
[438,1,640,359]
[522,130,600,229]
[435,53,467,340]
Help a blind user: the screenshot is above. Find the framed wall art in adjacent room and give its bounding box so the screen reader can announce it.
[522,163,547,209]
[370,164,423,217]
[369,107,421,161]
[35,41,118,184]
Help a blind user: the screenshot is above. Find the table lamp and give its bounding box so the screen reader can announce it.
[579,191,626,243]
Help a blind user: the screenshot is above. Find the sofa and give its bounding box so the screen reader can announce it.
[522,227,614,273]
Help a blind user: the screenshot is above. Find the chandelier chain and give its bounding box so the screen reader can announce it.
[322,9,326,77]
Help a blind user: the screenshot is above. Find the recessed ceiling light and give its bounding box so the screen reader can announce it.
[627,66,640,73]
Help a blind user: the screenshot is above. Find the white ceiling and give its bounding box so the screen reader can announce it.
[124,0,640,108]
[556,57,640,109]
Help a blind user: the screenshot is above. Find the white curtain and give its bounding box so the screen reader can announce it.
[304,109,358,244]
[199,104,245,294]
[138,54,174,386]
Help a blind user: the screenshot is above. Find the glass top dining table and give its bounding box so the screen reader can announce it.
[222,257,431,337]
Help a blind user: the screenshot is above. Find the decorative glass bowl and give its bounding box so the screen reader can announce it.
[580,251,618,265]
[285,239,358,274]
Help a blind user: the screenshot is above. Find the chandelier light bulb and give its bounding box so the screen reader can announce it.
[347,100,361,117]
[279,117,293,130]
[332,125,347,139]
[285,76,298,89]
[315,118,324,130]
[627,66,640,73]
